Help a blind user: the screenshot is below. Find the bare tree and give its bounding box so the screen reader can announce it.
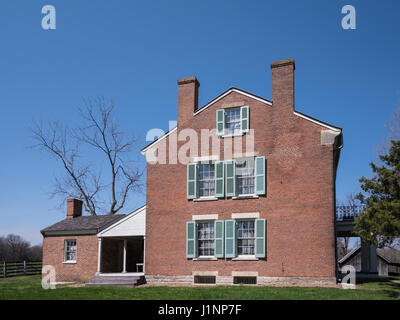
[387,104,400,141]
[27,245,42,261]
[337,238,350,260]
[376,103,400,156]
[0,235,42,262]
[31,97,142,215]
[4,235,30,261]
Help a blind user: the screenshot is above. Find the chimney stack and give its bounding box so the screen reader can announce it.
[66,198,83,219]
[271,59,295,127]
[177,76,200,126]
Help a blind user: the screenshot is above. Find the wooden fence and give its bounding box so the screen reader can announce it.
[1,261,42,278]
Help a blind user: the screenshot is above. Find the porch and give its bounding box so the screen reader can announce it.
[87,205,146,286]
[97,236,145,274]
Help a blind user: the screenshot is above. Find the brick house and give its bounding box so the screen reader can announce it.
[41,58,343,286]
[41,199,146,283]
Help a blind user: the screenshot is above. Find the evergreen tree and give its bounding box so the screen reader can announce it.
[356,140,400,247]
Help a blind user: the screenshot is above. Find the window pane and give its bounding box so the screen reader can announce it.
[65,240,77,261]
[197,221,215,256]
[225,108,241,135]
[236,220,255,255]
[236,158,255,195]
[198,163,215,197]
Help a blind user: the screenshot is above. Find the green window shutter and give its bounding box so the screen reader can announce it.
[214,220,224,258]
[255,219,266,258]
[225,220,236,258]
[216,109,225,136]
[187,163,197,199]
[186,221,196,258]
[240,106,249,133]
[214,161,225,198]
[255,156,266,195]
[225,160,236,197]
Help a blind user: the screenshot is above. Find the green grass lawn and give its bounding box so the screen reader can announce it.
[0,275,399,300]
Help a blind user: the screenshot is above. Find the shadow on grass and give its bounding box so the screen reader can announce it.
[355,275,400,299]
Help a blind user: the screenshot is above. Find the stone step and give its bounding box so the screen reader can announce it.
[89,276,140,282]
[86,275,145,287]
[85,283,137,287]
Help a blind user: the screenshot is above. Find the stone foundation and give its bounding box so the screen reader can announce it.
[145,275,337,287]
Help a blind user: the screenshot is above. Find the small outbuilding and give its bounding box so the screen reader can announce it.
[338,246,399,276]
[41,198,146,283]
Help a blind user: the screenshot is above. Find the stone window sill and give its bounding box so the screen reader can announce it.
[232,256,259,261]
[193,256,218,261]
[232,194,259,200]
[193,197,218,202]
[63,261,77,264]
[221,133,244,138]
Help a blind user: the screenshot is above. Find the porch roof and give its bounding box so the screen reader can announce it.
[98,205,146,238]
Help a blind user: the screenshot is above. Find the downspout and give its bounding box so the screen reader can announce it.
[333,132,343,282]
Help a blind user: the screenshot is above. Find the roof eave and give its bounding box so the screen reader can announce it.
[41,229,99,237]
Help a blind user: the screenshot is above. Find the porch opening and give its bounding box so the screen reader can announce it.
[99,237,144,274]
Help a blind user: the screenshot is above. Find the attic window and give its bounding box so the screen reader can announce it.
[216,106,249,137]
[225,108,241,135]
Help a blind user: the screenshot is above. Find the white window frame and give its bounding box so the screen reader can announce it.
[197,162,215,199]
[196,220,215,259]
[235,219,256,258]
[235,158,256,196]
[64,239,77,263]
[224,107,241,136]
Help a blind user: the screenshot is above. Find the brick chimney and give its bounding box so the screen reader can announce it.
[177,76,200,126]
[271,59,295,128]
[66,198,83,219]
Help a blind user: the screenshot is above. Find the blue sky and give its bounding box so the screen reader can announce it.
[0,0,399,245]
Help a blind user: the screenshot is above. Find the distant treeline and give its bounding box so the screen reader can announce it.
[0,234,42,262]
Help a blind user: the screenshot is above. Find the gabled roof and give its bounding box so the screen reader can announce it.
[140,87,342,153]
[41,214,126,236]
[98,205,146,237]
[193,87,272,116]
[338,246,391,264]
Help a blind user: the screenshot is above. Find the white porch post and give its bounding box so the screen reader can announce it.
[123,239,127,273]
[97,237,102,274]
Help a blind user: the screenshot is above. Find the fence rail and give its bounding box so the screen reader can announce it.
[1,261,42,278]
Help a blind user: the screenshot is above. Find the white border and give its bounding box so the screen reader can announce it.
[193,88,272,116]
[294,111,341,132]
[141,127,177,153]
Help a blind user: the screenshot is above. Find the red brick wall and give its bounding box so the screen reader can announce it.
[42,235,98,282]
[145,76,337,279]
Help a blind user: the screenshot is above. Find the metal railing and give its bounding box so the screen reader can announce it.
[336,205,363,221]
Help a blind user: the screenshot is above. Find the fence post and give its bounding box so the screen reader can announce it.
[23,261,26,276]
[3,261,6,278]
